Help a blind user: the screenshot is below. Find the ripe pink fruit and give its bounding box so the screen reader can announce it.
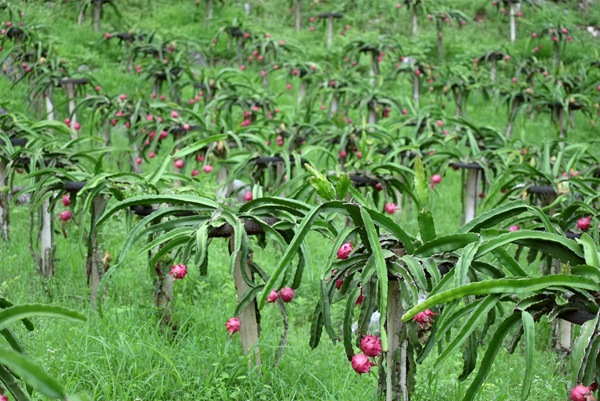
[436,120,443,127]
[197,154,205,162]
[431,174,442,184]
[339,150,347,159]
[0,394,8,401]
[532,32,538,38]
[104,32,111,39]
[360,335,382,357]
[286,83,292,90]
[351,354,374,374]
[375,182,383,191]
[74,122,80,130]
[159,131,168,140]
[149,151,156,158]
[136,157,142,165]
[62,194,70,206]
[191,169,199,177]
[171,110,179,119]
[119,94,127,101]
[226,317,240,335]
[95,85,101,92]
[267,290,278,303]
[578,216,592,231]
[337,242,354,260]
[512,77,518,83]
[279,287,294,302]
[203,165,213,173]
[384,203,397,214]
[244,192,253,201]
[508,225,520,231]
[174,159,184,169]
[571,384,595,401]
[59,210,72,222]
[170,263,187,279]
[183,124,190,131]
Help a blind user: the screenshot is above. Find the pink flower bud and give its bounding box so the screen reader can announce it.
[226,317,240,335]
[337,242,354,260]
[279,287,294,302]
[170,263,187,279]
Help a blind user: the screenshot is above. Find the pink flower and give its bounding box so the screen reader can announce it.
[279,287,295,302]
[62,194,70,207]
[170,263,187,280]
[337,242,354,260]
[578,216,592,231]
[59,210,72,222]
[267,290,278,303]
[226,317,240,335]
[384,203,397,214]
[360,335,382,357]
[351,354,374,374]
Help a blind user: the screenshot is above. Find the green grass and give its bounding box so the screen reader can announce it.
[1,0,599,400]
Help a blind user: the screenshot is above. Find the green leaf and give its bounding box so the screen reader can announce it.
[402,275,598,321]
[577,234,600,268]
[257,204,323,308]
[343,288,361,361]
[433,295,499,368]
[304,164,335,200]
[360,207,388,351]
[414,233,480,257]
[336,173,351,200]
[462,313,522,401]
[418,210,436,243]
[0,348,66,399]
[521,311,535,400]
[0,304,86,331]
[458,201,528,233]
[572,313,599,385]
[454,242,481,287]
[414,156,429,208]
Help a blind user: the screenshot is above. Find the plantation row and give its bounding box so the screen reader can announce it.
[0,0,600,401]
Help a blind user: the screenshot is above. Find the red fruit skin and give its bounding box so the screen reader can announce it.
[169,263,187,279]
[266,290,278,303]
[384,203,397,214]
[279,287,295,302]
[360,335,383,357]
[351,354,374,374]
[174,159,184,169]
[571,384,595,401]
[578,217,592,231]
[203,165,213,173]
[244,192,253,201]
[337,242,354,260]
[59,210,72,222]
[226,317,240,335]
[62,194,70,207]
[431,174,442,184]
